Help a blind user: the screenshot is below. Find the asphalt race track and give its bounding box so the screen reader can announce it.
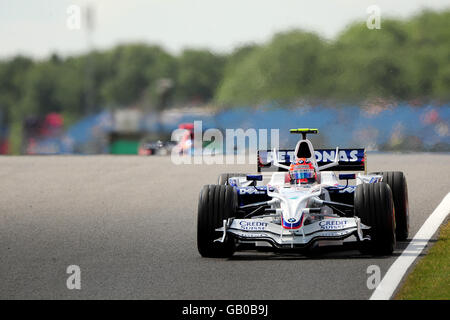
[0,154,449,299]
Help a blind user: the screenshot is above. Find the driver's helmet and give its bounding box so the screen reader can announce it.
[289,158,317,184]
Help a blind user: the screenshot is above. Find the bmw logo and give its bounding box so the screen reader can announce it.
[288,218,296,223]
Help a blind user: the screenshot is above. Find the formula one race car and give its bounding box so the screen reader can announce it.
[197,129,409,257]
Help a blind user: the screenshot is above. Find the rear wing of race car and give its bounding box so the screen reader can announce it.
[257,149,366,172]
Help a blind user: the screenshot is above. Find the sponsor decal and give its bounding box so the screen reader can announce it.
[265,151,295,163]
[261,149,363,165]
[315,150,360,162]
[320,231,350,237]
[326,186,356,193]
[319,220,348,230]
[239,221,269,231]
[339,186,356,193]
[238,187,266,195]
[282,214,304,229]
[235,232,268,238]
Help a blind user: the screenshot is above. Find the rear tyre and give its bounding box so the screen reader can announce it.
[371,171,410,240]
[380,172,409,240]
[218,173,249,185]
[355,182,396,255]
[197,185,237,258]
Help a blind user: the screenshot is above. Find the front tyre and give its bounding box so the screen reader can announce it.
[197,185,237,258]
[355,182,396,255]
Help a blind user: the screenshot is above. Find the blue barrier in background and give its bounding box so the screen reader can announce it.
[155,104,450,150]
[33,104,450,154]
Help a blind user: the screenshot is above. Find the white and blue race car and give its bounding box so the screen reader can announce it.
[197,129,409,257]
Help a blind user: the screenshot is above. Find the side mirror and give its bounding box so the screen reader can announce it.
[339,173,356,180]
[246,174,263,181]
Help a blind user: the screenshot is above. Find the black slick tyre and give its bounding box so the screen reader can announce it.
[354,182,396,255]
[197,185,237,257]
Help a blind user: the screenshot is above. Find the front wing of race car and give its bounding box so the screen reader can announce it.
[215,217,370,249]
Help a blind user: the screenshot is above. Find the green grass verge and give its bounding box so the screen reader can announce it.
[395,221,450,300]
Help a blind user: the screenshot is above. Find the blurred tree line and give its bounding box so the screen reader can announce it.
[0,10,449,151]
[217,10,450,105]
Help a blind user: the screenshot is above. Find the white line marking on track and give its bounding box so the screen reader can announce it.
[370,192,450,300]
